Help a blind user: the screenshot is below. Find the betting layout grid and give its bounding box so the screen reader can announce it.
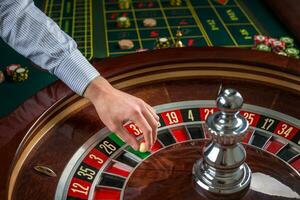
[59,102,300,200]
[40,0,262,59]
[103,0,261,57]
[42,0,94,60]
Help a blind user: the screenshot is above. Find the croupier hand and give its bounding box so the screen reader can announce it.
[84,76,159,151]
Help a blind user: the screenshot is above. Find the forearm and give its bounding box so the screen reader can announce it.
[0,0,99,95]
[84,76,113,101]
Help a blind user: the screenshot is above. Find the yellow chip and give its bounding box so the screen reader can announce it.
[139,142,147,153]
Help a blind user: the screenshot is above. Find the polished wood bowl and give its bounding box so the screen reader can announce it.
[0,47,299,200]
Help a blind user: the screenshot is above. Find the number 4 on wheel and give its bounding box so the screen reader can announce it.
[214,0,229,5]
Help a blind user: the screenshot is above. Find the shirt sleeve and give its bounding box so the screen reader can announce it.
[0,0,100,95]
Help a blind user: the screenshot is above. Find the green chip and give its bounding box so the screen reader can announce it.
[285,47,299,57]
[256,44,271,52]
[280,36,294,47]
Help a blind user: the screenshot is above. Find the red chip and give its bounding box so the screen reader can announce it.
[265,37,278,47]
[216,0,229,5]
[254,35,267,45]
[6,64,20,76]
[271,40,285,52]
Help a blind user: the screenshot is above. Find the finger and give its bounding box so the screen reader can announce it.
[145,104,159,121]
[142,108,158,147]
[142,105,158,146]
[145,104,159,146]
[115,126,139,150]
[133,113,152,151]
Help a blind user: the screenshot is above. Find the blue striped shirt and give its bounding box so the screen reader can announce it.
[0,0,100,95]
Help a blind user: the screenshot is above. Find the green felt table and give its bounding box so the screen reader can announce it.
[0,0,294,117]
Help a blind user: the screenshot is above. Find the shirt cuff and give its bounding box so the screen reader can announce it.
[54,49,100,95]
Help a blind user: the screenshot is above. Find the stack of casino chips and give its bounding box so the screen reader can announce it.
[253,35,271,52]
[155,37,171,49]
[12,67,29,82]
[280,36,294,47]
[118,39,134,50]
[170,0,182,6]
[118,0,131,9]
[117,16,131,28]
[5,64,29,82]
[6,64,21,76]
[253,35,299,58]
[285,48,299,58]
[281,37,299,58]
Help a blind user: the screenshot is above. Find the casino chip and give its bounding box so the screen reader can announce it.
[253,35,267,46]
[0,70,5,84]
[6,64,20,76]
[170,0,182,6]
[12,67,29,82]
[117,16,131,28]
[155,37,171,49]
[143,18,157,27]
[265,37,278,47]
[276,51,288,57]
[280,37,294,48]
[271,40,285,53]
[256,44,271,52]
[139,142,147,153]
[253,35,298,59]
[285,47,299,58]
[118,0,131,10]
[118,39,134,50]
[215,0,229,5]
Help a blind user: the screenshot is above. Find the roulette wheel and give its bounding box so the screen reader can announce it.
[1,47,300,199]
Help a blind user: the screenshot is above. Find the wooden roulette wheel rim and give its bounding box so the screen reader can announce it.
[0,47,299,199]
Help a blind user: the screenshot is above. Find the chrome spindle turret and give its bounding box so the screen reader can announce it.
[193,88,251,199]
